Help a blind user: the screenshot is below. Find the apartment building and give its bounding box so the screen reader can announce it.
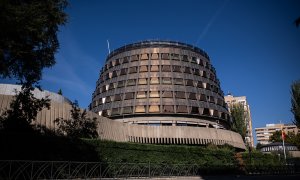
[225,94,254,147]
[255,123,299,144]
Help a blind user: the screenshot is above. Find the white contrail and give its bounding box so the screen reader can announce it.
[196,0,230,45]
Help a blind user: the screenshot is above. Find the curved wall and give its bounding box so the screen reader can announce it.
[0,84,73,129]
[91,40,230,129]
[0,83,246,150]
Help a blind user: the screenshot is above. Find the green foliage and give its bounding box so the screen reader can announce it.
[55,100,98,139]
[291,80,300,127]
[0,0,68,83]
[0,85,50,132]
[230,103,246,140]
[0,0,68,133]
[287,133,300,149]
[269,130,300,149]
[85,140,237,166]
[269,130,283,142]
[241,151,282,167]
[256,142,263,149]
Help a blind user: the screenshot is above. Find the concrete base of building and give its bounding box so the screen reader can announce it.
[0,93,246,150]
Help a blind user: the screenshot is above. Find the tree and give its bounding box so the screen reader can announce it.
[269,130,300,149]
[230,103,247,140]
[0,85,50,132]
[256,143,263,150]
[0,0,67,132]
[0,0,68,84]
[54,100,98,139]
[269,130,283,142]
[291,80,300,127]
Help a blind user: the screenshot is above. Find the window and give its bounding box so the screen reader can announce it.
[150,91,159,98]
[177,105,188,113]
[117,81,125,88]
[193,69,200,76]
[182,55,189,62]
[131,54,139,61]
[162,77,172,84]
[209,96,215,103]
[150,65,159,72]
[173,65,181,72]
[108,83,114,90]
[202,71,207,78]
[138,78,147,85]
[199,59,204,66]
[221,112,226,119]
[124,92,135,100]
[140,53,149,60]
[189,93,197,100]
[108,62,113,68]
[106,96,111,103]
[101,86,106,92]
[162,91,173,98]
[171,53,179,60]
[213,110,219,117]
[191,57,197,64]
[123,56,129,64]
[162,65,171,72]
[184,67,191,74]
[186,79,194,86]
[123,106,133,114]
[102,110,108,117]
[111,108,120,116]
[175,91,185,99]
[120,68,127,75]
[105,73,110,80]
[174,78,184,85]
[191,107,199,114]
[114,94,122,101]
[149,105,160,113]
[129,66,137,74]
[163,105,174,113]
[139,65,148,72]
[112,71,118,78]
[206,83,211,90]
[135,105,146,113]
[161,53,169,60]
[137,91,147,98]
[210,74,215,81]
[203,108,210,116]
[150,77,159,84]
[151,53,159,60]
[217,98,223,106]
[115,59,120,66]
[199,94,206,101]
[127,79,136,86]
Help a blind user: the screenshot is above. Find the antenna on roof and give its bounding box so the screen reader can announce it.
[107,40,111,54]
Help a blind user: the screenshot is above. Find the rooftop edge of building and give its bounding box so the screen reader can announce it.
[0,83,71,104]
[106,40,210,61]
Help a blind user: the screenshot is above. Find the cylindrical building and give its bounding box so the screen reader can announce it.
[91,40,230,129]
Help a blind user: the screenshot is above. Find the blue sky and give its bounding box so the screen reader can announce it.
[1,0,300,143]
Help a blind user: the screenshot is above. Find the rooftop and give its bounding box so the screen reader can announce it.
[106,40,210,61]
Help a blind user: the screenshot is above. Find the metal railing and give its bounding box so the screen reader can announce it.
[0,160,299,180]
